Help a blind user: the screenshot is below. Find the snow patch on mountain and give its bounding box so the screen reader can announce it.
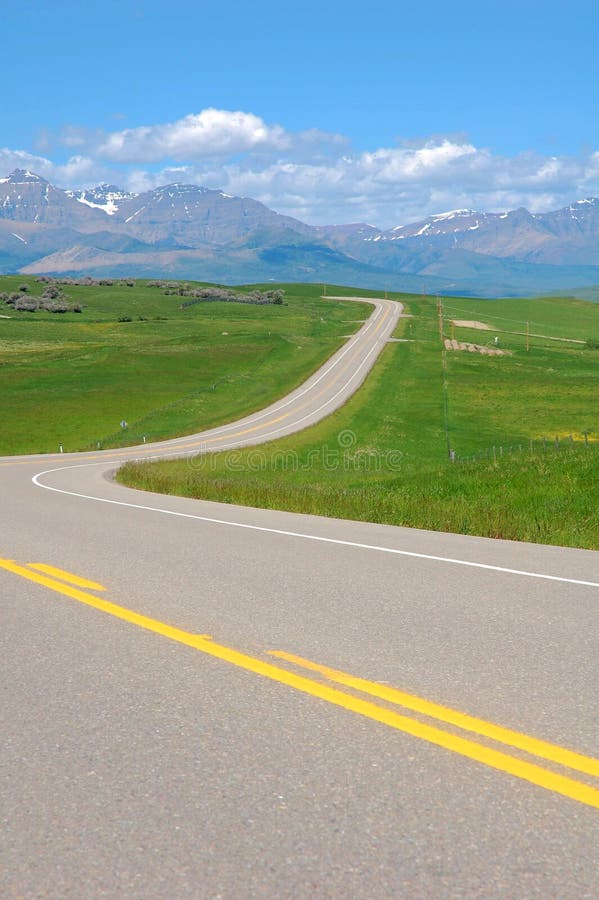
[431,209,473,221]
[75,195,120,215]
[124,206,146,223]
[67,184,137,217]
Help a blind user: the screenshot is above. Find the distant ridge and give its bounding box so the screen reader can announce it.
[3,168,599,297]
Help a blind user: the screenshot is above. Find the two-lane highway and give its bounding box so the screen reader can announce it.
[1,296,598,898]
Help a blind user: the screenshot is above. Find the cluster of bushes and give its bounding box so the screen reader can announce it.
[147,280,181,290]
[0,284,82,313]
[148,280,284,306]
[148,280,209,295]
[36,275,135,287]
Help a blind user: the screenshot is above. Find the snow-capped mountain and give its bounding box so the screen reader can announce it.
[0,169,101,227]
[109,183,313,245]
[3,168,599,296]
[376,209,497,241]
[0,169,46,185]
[366,200,599,265]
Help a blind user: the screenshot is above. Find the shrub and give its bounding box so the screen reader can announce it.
[42,299,69,313]
[15,297,39,311]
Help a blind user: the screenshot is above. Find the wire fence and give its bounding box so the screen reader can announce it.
[452,433,597,464]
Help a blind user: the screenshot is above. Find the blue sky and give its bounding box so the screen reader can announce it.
[2,0,599,226]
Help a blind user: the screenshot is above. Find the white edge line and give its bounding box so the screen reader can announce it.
[31,465,599,589]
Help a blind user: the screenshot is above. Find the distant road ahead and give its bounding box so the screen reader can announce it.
[1,296,598,898]
[1,295,401,466]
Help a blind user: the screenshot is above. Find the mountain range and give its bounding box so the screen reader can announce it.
[3,168,599,297]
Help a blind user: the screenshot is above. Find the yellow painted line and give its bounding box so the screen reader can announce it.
[198,410,292,445]
[3,556,596,809]
[27,563,107,592]
[268,651,599,779]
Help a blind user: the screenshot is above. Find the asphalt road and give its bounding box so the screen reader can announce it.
[1,297,597,898]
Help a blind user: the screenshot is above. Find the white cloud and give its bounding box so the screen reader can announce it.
[184,142,599,226]
[0,148,111,188]
[95,108,291,163]
[0,148,59,179]
[5,111,599,228]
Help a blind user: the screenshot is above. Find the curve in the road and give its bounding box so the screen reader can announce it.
[1,295,401,467]
[2,295,598,898]
[14,294,599,591]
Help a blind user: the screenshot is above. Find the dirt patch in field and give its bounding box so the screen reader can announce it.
[444,338,511,356]
[451,320,491,330]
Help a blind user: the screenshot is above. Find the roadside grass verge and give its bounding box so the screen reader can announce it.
[118,295,599,549]
[0,277,371,454]
[118,449,599,549]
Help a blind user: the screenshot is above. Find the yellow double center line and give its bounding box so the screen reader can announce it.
[2,556,597,810]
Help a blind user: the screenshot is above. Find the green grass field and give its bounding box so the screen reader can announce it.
[118,292,599,549]
[0,276,369,454]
